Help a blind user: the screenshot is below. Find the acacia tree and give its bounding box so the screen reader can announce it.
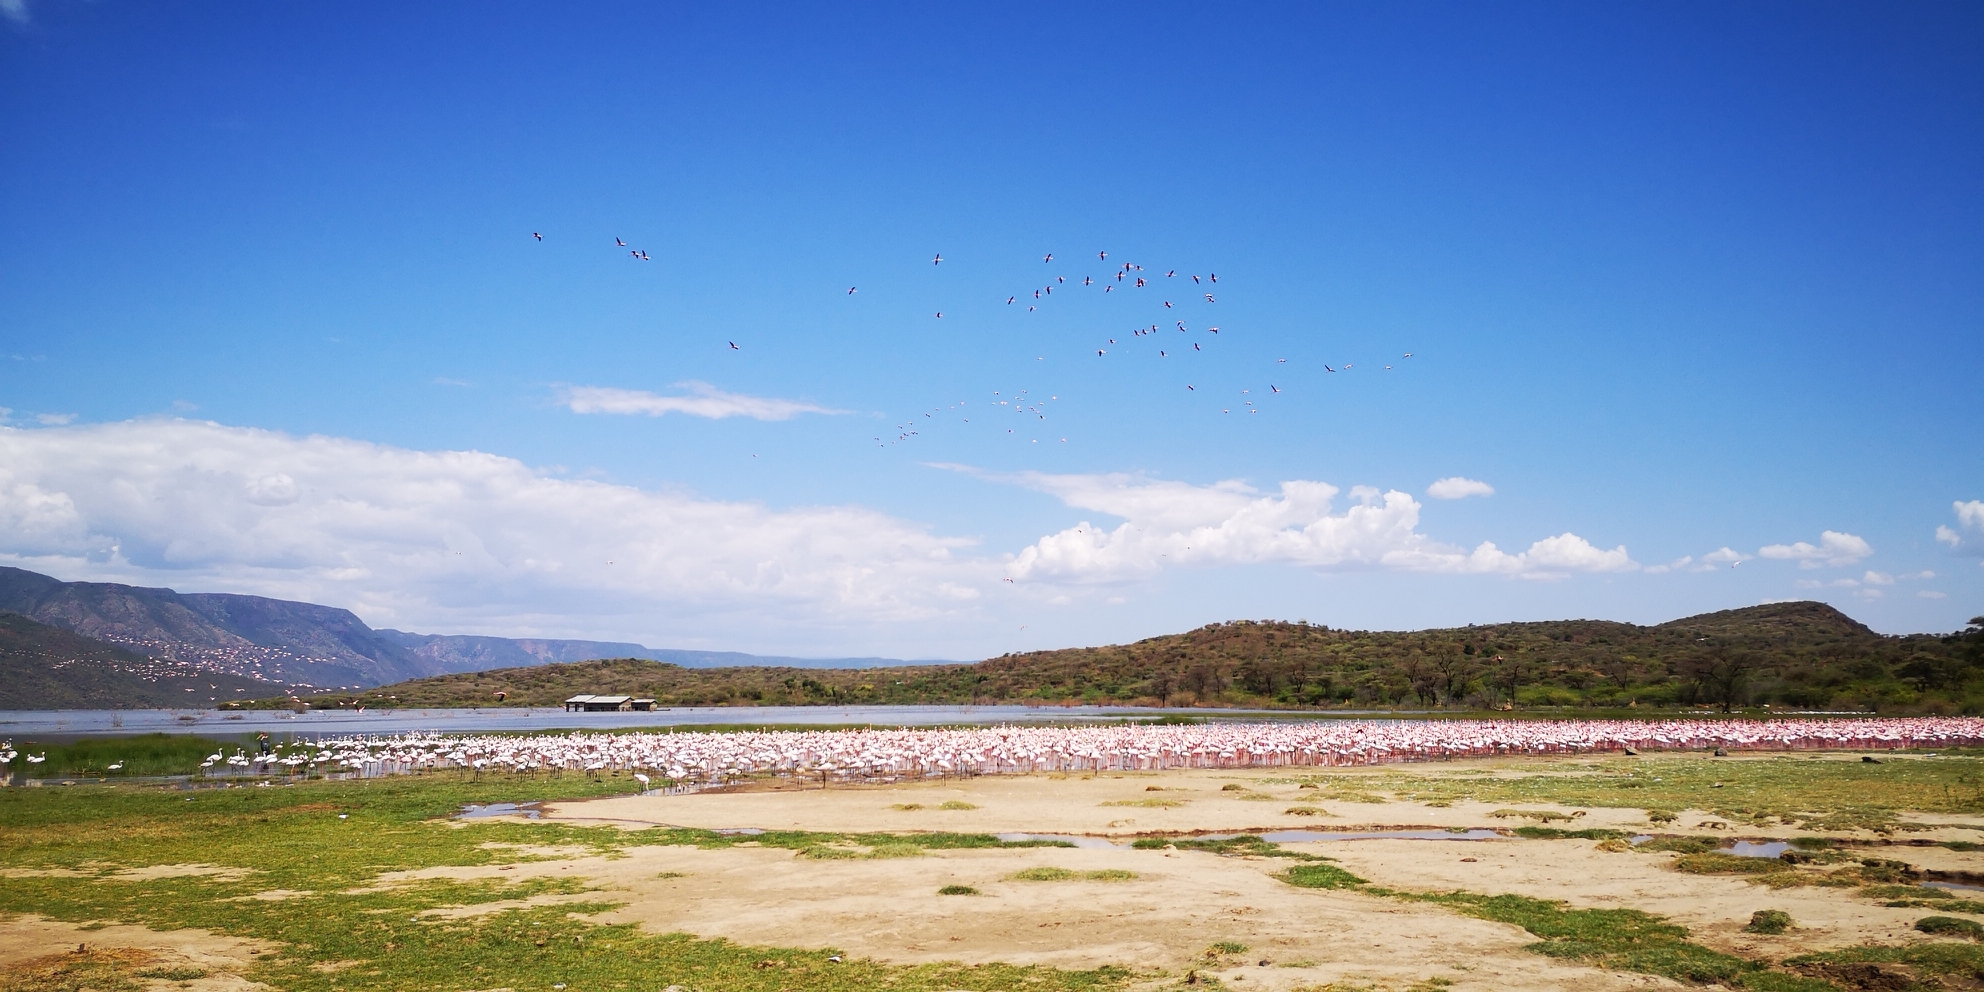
[1682,646,1754,713]
[1492,655,1529,707]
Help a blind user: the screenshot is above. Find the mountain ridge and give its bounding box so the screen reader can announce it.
[283,601,1984,714]
[0,567,943,693]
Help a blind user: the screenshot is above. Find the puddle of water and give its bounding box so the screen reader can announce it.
[1724,840,1791,858]
[1926,881,1984,894]
[456,802,541,820]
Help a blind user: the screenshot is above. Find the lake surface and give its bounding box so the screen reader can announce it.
[0,704,1370,739]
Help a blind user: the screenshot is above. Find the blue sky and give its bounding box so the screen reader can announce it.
[1,2,1978,657]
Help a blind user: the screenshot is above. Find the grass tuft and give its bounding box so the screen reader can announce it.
[1744,910,1793,935]
[1916,916,1984,940]
[937,884,978,896]
[1275,863,1367,889]
[1006,867,1136,882]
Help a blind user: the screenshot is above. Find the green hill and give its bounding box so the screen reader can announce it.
[279,602,1984,715]
[0,611,278,709]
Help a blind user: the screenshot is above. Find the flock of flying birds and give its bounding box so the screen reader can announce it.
[531,234,1414,449]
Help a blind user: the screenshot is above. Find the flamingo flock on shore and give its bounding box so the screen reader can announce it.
[161,716,1984,785]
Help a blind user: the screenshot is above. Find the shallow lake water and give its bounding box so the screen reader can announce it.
[0,704,1393,739]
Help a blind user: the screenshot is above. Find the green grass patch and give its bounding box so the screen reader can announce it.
[1513,826,1627,841]
[12,734,238,777]
[1007,867,1137,882]
[937,800,978,810]
[1917,916,1984,940]
[1790,940,1984,983]
[1275,863,1367,889]
[1373,753,1984,833]
[1745,910,1793,934]
[1393,891,1750,984]
[1632,835,1722,854]
[937,885,978,896]
[135,965,211,980]
[1099,798,1184,808]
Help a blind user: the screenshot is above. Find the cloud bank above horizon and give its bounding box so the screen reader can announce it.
[0,419,1661,645]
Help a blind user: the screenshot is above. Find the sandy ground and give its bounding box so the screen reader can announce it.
[0,914,272,991]
[389,838,1660,990]
[17,757,1977,991]
[383,761,1968,987]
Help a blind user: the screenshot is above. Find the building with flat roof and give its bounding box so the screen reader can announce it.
[562,694,655,712]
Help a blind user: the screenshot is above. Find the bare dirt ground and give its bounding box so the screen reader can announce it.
[430,760,1983,989]
[0,914,272,991]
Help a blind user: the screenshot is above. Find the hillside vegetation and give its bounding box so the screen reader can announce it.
[280,602,1984,715]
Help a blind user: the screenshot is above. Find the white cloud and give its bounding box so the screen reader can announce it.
[1647,546,1750,574]
[563,382,845,421]
[1758,530,1872,569]
[35,413,76,426]
[1644,555,1692,575]
[1426,477,1494,500]
[949,468,1634,582]
[1919,590,1948,600]
[0,0,28,25]
[0,421,1650,650]
[1940,501,1984,556]
[1862,570,1895,586]
[0,419,982,641]
[433,377,471,387]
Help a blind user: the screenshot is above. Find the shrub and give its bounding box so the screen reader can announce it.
[937,884,978,896]
[937,800,978,810]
